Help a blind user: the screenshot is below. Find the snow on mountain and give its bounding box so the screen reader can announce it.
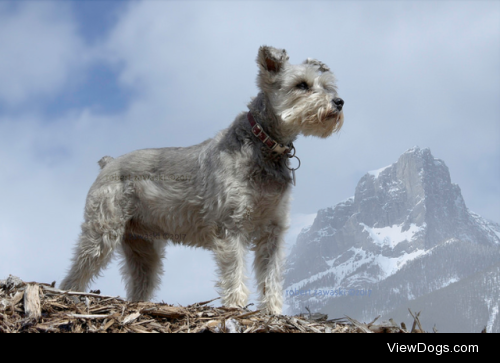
[284,146,500,332]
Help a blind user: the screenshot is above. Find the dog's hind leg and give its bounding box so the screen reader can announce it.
[60,182,135,293]
[119,234,165,302]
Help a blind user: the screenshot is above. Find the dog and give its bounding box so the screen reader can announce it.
[60,46,344,315]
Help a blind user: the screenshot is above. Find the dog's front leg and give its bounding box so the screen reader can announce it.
[253,223,286,315]
[212,233,250,309]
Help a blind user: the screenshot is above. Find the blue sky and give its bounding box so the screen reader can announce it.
[1,0,499,308]
[0,1,131,117]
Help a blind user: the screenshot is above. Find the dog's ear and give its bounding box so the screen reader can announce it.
[257,46,289,73]
[303,58,330,73]
[257,46,288,91]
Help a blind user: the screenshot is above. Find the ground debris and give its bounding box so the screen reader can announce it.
[1,276,421,333]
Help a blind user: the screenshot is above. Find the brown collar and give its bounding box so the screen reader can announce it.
[247,112,293,155]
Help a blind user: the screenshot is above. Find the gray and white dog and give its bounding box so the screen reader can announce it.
[60,46,344,314]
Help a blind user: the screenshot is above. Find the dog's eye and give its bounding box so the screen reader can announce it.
[296,82,309,91]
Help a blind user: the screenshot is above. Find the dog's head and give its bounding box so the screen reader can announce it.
[256,46,344,138]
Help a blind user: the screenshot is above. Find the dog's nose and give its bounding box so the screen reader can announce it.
[333,98,344,110]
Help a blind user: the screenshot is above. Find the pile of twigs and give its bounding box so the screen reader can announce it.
[0,276,422,333]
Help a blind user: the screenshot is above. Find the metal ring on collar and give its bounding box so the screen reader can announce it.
[285,155,301,171]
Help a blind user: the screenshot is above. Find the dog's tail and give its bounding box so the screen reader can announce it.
[98,156,114,170]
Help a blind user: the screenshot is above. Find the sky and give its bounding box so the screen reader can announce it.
[0,0,499,307]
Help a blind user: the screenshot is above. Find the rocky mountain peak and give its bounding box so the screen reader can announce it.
[351,146,471,249]
[284,147,500,332]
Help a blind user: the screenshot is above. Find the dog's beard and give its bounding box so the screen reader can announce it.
[278,94,344,138]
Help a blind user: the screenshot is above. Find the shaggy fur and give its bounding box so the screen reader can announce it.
[60,46,344,314]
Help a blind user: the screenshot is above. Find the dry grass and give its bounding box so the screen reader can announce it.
[1,276,423,333]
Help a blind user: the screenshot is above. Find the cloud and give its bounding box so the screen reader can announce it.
[0,2,88,107]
